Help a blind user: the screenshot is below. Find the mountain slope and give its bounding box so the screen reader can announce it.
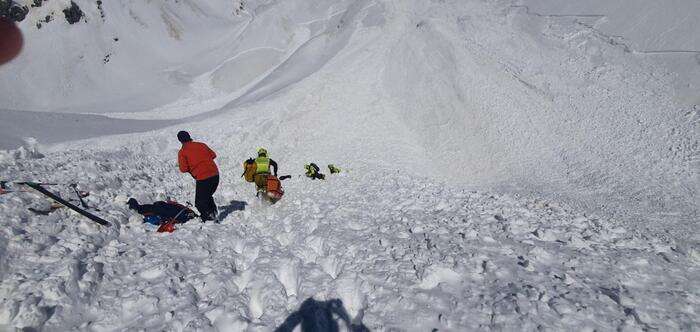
[0,0,698,330]
[1,134,697,330]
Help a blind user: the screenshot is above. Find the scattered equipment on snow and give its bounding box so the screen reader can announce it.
[328,164,342,174]
[254,174,285,204]
[127,198,197,232]
[20,182,111,226]
[304,163,325,180]
[70,183,90,209]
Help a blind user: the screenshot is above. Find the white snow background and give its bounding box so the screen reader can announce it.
[0,0,698,330]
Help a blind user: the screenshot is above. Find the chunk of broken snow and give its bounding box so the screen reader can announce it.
[418,266,462,289]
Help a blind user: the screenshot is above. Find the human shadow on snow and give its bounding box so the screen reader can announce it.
[218,200,248,220]
[275,297,369,332]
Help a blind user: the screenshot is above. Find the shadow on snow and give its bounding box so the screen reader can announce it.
[275,297,369,332]
[218,200,248,220]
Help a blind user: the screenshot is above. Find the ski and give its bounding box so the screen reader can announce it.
[20,182,111,227]
[2,180,57,194]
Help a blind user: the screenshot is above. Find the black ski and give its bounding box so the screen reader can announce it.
[21,182,111,226]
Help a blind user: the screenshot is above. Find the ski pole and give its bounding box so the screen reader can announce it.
[185,201,200,218]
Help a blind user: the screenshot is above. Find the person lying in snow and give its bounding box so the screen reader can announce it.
[127,198,197,225]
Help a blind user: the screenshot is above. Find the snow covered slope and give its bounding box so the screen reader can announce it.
[1,0,240,112]
[517,0,700,51]
[516,0,700,106]
[378,0,698,239]
[0,0,698,330]
[1,115,698,330]
[0,0,353,114]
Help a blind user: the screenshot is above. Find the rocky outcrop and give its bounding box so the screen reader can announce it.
[1,0,78,24]
[62,1,83,24]
[0,0,29,22]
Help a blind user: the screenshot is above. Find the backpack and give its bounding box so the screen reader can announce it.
[305,163,320,176]
[243,158,257,182]
[305,163,325,180]
[265,175,284,202]
[328,164,341,174]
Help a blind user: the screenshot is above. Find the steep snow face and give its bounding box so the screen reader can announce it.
[0,0,354,113]
[376,1,698,236]
[1,0,244,112]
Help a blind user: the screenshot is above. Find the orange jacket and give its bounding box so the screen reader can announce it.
[178,141,219,180]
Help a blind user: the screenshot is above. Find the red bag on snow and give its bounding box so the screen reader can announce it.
[157,219,176,233]
[266,175,284,201]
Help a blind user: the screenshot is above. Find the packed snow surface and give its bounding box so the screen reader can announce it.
[516,0,700,106]
[1,0,698,330]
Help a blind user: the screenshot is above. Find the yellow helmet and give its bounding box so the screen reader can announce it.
[257,147,268,157]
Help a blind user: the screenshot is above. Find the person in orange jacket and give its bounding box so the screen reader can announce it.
[177,131,219,222]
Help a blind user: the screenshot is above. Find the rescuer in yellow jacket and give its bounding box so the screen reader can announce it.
[253,148,278,192]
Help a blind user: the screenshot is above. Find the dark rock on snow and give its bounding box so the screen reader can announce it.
[63,1,83,24]
[1,0,29,22]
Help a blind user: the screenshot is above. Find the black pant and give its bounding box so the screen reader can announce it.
[195,175,219,220]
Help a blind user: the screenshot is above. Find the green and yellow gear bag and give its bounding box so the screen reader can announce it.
[328,164,341,174]
[305,163,320,176]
